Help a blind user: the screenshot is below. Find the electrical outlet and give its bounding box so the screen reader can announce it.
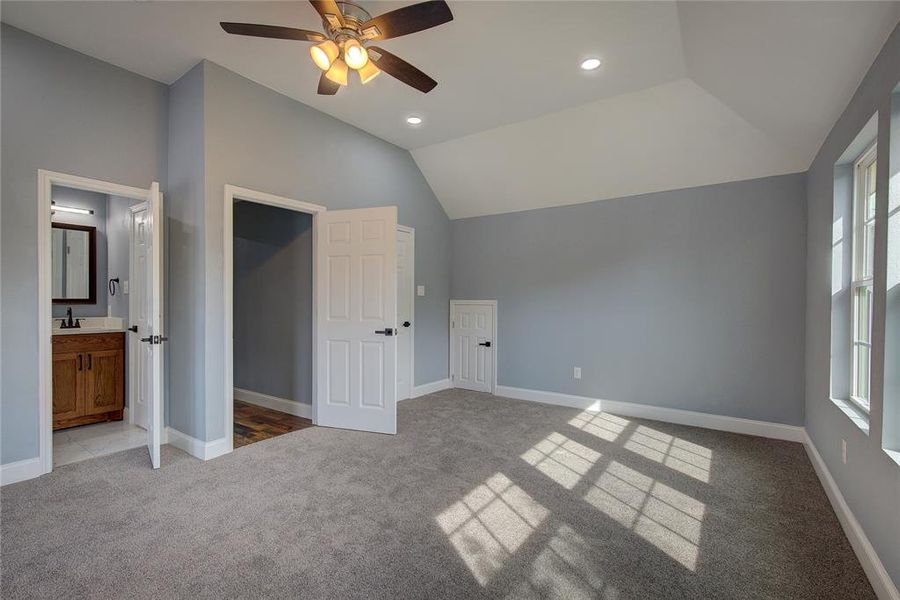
[842,439,847,464]
[416,285,425,297]
[573,367,582,380]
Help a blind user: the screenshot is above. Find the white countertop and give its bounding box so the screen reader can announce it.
[52,316,126,336]
[53,327,126,336]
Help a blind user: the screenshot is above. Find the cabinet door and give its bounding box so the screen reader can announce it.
[84,350,124,416]
[53,352,84,423]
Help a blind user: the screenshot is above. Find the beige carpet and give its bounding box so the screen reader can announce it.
[1,390,874,599]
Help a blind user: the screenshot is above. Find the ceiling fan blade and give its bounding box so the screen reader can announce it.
[359,1,452,41]
[220,22,326,42]
[309,0,345,29]
[317,72,341,95]
[368,46,437,93]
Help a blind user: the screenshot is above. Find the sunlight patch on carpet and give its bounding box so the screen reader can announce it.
[436,473,549,585]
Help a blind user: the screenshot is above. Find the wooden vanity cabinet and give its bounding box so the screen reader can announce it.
[52,332,125,430]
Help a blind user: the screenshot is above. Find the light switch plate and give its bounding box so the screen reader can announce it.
[417,285,425,297]
[574,367,582,380]
[123,280,129,294]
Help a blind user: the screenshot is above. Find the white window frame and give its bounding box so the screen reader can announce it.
[850,142,877,414]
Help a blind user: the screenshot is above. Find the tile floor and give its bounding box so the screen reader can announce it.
[52,420,147,467]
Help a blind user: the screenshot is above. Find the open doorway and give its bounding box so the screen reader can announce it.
[224,186,325,451]
[223,186,401,445]
[230,200,316,448]
[38,170,164,474]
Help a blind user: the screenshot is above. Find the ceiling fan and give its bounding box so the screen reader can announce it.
[220,0,452,95]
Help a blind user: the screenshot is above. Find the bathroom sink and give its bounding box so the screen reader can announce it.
[52,317,125,336]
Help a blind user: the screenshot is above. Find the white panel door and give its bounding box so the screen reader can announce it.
[316,206,398,434]
[145,183,163,468]
[129,203,150,430]
[451,302,494,393]
[396,228,414,400]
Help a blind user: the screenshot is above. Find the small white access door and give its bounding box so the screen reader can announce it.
[144,183,164,468]
[451,301,495,393]
[129,203,150,429]
[396,227,414,400]
[317,206,398,434]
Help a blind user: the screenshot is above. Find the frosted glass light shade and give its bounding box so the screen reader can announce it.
[343,39,369,70]
[357,60,381,84]
[310,40,340,71]
[325,58,349,86]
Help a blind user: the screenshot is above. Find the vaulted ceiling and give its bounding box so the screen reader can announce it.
[3,1,899,218]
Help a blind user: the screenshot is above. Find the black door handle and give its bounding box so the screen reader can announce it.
[128,325,138,333]
[87,353,92,370]
[479,341,492,347]
[374,328,395,336]
[402,321,411,327]
[77,354,83,371]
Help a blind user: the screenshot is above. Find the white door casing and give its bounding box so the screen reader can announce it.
[37,170,161,478]
[129,203,150,429]
[146,183,163,468]
[397,226,414,400]
[450,301,496,393]
[316,206,398,434]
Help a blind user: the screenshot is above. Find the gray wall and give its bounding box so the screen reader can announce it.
[107,195,143,322]
[49,187,108,318]
[165,62,207,439]
[197,61,451,441]
[0,25,168,465]
[884,89,900,452]
[804,23,900,585]
[830,163,854,401]
[452,173,807,425]
[233,202,312,405]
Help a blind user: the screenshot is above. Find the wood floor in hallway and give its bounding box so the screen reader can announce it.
[233,399,313,448]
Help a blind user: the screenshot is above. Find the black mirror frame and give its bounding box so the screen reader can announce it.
[51,222,97,305]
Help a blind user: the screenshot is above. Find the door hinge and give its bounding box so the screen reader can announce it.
[140,335,169,345]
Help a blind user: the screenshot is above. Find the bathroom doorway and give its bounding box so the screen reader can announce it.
[38,170,165,474]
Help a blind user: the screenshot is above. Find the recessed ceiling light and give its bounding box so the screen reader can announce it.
[580,58,602,71]
[406,116,423,125]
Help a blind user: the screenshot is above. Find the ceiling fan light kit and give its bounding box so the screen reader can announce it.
[221,0,453,95]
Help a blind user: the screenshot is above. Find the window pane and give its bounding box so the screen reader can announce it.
[854,344,870,404]
[864,222,875,278]
[855,286,871,343]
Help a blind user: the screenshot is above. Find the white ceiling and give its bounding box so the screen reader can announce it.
[3,1,899,219]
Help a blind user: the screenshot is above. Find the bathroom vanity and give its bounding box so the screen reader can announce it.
[52,329,125,430]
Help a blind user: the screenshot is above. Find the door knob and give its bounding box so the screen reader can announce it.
[128,325,138,333]
[402,321,411,327]
[375,328,395,336]
[479,341,492,348]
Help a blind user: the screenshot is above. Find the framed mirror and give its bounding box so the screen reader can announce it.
[51,223,97,304]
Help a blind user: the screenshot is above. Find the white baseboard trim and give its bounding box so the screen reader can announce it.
[409,378,451,399]
[803,433,900,600]
[494,385,806,442]
[165,427,230,461]
[234,387,312,419]
[0,457,43,486]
